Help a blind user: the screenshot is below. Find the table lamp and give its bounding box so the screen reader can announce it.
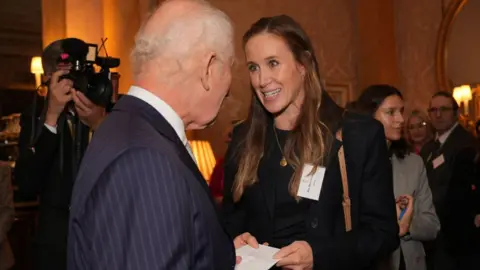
[188,140,216,183]
[30,56,44,88]
[453,84,472,115]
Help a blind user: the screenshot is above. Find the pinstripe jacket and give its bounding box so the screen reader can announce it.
[67,95,235,269]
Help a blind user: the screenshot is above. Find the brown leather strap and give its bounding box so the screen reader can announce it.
[336,130,352,232]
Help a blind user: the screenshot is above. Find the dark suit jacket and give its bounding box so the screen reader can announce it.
[223,95,399,270]
[67,96,236,269]
[420,124,480,253]
[15,93,88,269]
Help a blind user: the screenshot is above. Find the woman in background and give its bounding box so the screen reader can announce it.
[354,85,440,270]
[223,15,399,270]
[405,110,433,154]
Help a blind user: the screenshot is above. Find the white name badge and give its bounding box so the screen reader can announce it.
[432,154,445,169]
[297,164,326,201]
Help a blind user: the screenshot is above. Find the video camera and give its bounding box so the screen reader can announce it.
[57,38,120,107]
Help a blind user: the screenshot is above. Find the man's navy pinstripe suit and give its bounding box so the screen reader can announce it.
[67,95,236,269]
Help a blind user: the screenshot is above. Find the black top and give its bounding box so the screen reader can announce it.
[259,127,311,247]
[254,125,343,248]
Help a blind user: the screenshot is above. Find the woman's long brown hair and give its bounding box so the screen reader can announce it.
[232,15,329,202]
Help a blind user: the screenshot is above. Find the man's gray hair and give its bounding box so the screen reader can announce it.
[130,0,233,77]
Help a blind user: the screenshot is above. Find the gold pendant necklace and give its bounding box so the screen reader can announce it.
[280,156,287,167]
[273,126,288,167]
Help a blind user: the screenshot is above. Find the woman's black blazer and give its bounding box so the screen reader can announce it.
[222,94,399,270]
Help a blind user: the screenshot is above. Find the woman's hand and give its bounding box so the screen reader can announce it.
[396,194,414,237]
[274,241,313,270]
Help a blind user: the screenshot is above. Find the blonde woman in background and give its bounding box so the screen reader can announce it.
[405,110,433,154]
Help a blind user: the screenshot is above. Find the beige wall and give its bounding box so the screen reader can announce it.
[357,0,399,91]
[42,0,447,157]
[195,0,445,157]
[42,0,156,94]
[395,0,444,113]
[65,0,104,44]
[196,0,360,156]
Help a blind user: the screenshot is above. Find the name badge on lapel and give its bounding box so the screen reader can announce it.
[432,154,445,169]
[297,164,326,201]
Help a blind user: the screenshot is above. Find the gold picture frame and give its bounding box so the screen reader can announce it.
[435,0,469,92]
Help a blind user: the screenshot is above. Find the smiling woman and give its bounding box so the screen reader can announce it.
[245,33,306,120]
[222,15,399,270]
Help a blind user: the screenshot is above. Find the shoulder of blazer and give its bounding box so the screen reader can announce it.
[229,121,248,147]
[319,93,344,133]
[225,121,248,167]
[343,110,377,124]
[451,124,476,145]
[443,124,476,155]
[342,111,383,141]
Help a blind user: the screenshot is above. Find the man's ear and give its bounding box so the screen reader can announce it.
[201,52,217,91]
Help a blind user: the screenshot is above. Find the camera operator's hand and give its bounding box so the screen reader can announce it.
[72,91,105,131]
[45,70,74,126]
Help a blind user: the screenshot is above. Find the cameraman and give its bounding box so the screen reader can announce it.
[15,39,105,270]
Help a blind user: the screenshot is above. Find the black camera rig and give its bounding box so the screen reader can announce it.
[58,38,120,107]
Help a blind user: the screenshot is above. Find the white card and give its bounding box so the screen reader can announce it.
[235,245,280,270]
[432,154,445,169]
[297,164,326,201]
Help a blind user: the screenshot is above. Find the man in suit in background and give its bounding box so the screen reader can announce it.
[67,0,236,269]
[420,91,480,270]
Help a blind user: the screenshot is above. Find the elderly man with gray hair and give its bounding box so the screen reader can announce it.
[67,0,236,269]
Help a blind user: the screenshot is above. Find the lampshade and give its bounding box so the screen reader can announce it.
[30,56,44,74]
[453,85,472,103]
[453,84,473,115]
[188,140,217,183]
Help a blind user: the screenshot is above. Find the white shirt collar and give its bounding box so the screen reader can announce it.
[436,122,459,145]
[127,85,187,146]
